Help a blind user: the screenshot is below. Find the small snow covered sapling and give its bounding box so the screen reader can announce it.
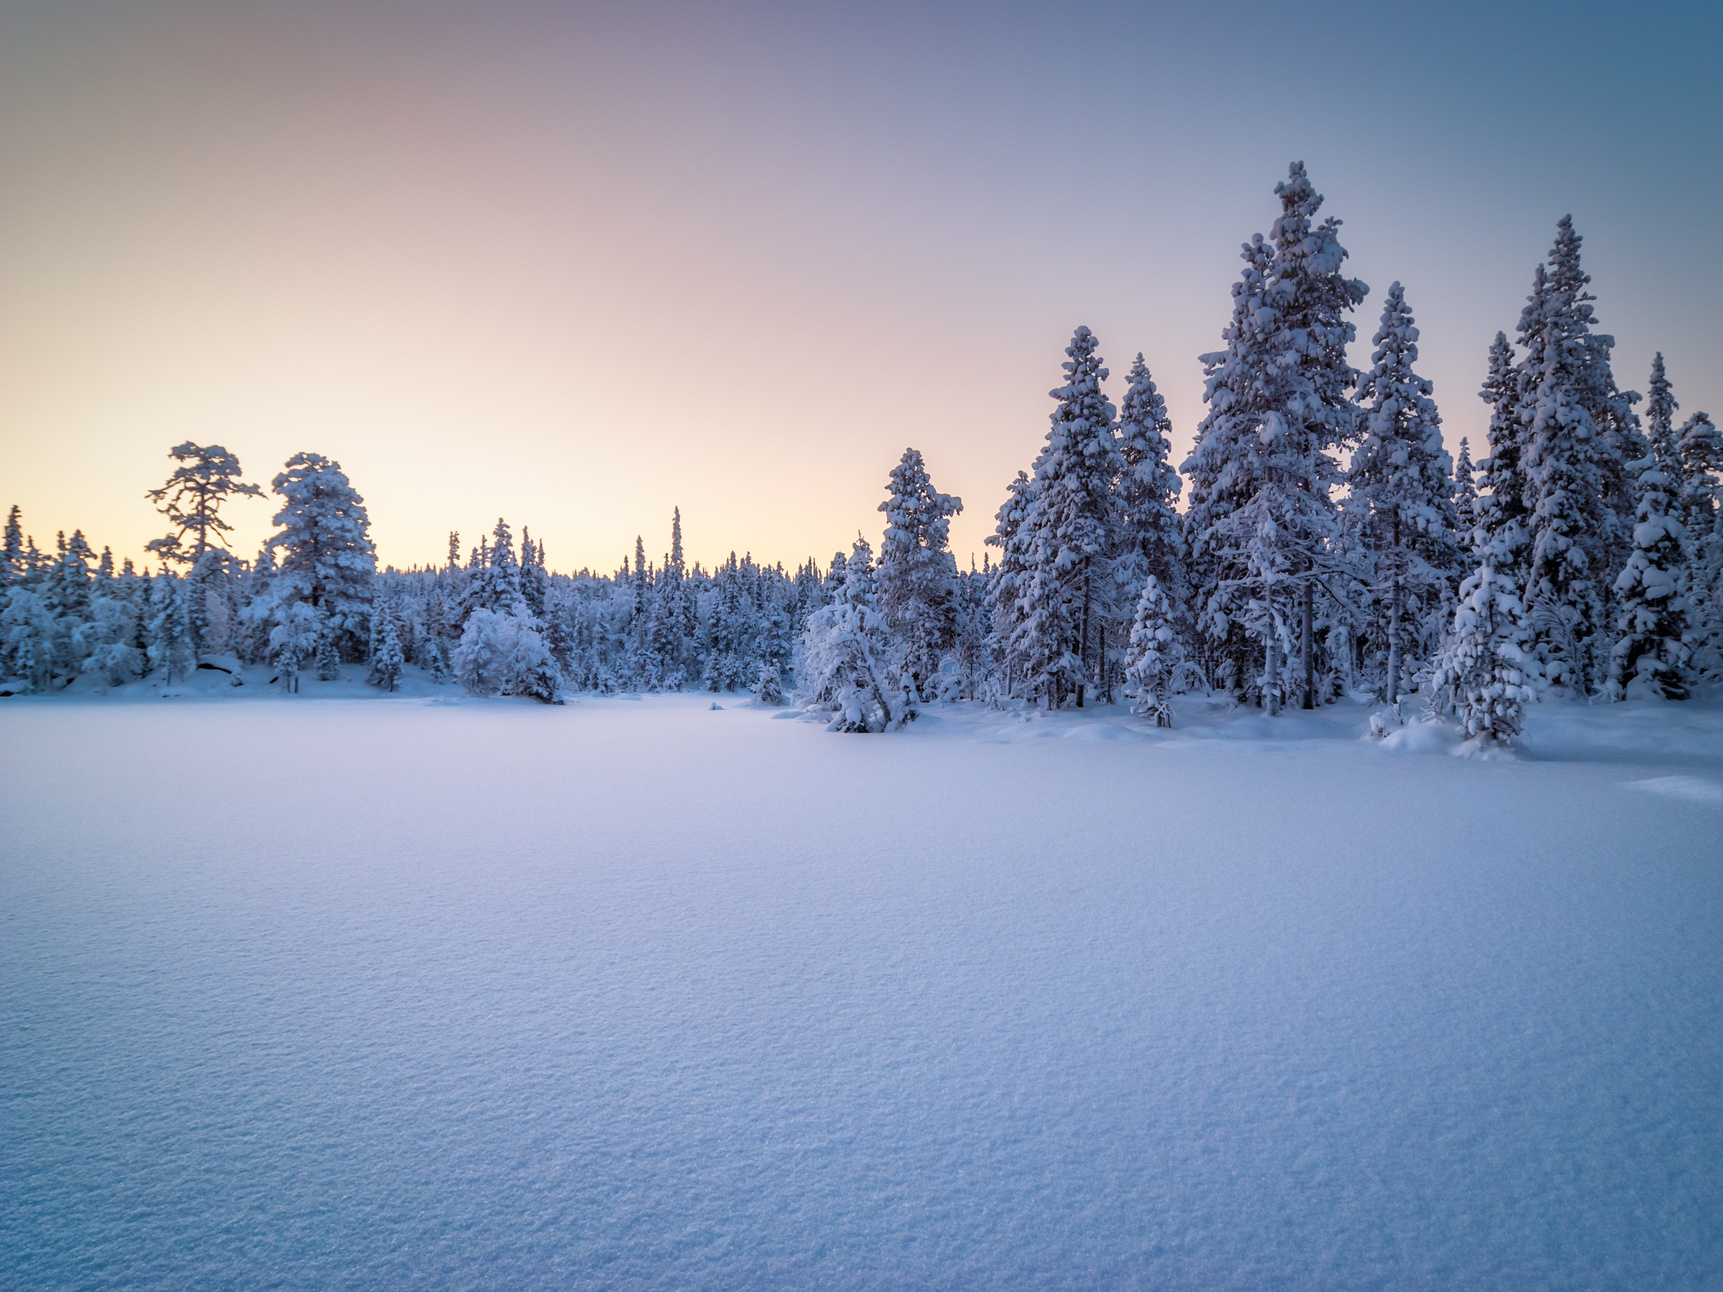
[1428,558,1539,747]
[1124,576,1181,727]
[755,660,784,706]
[368,607,405,693]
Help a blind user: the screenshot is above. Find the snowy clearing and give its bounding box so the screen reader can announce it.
[3,692,1721,1289]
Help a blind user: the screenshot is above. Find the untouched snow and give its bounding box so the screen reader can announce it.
[3,692,1721,1288]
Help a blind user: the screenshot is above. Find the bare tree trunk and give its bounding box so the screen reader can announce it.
[1387,517,1403,705]
[1387,571,1402,705]
[1301,578,1315,709]
[1264,588,1280,716]
[1077,563,1090,708]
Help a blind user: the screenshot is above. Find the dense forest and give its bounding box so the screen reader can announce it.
[5,164,1719,746]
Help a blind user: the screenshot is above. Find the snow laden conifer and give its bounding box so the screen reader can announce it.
[3,506,25,588]
[1678,409,1723,676]
[461,517,526,621]
[451,518,561,701]
[1347,283,1459,703]
[1645,353,1681,481]
[651,509,694,689]
[1183,234,1275,693]
[520,527,548,620]
[1476,331,1529,565]
[146,577,195,684]
[1428,555,1539,748]
[1609,453,1690,699]
[1515,221,1612,694]
[143,443,263,569]
[984,470,1035,695]
[453,604,562,701]
[797,536,897,732]
[262,453,377,661]
[1016,326,1122,708]
[1123,575,1182,727]
[368,602,406,692]
[1454,438,1478,537]
[754,659,784,705]
[875,448,963,700]
[1,585,55,691]
[1184,163,1367,712]
[1114,354,1184,600]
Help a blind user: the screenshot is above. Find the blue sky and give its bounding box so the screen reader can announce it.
[3,0,1717,568]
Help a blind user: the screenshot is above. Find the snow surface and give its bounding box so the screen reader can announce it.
[4,688,1722,1288]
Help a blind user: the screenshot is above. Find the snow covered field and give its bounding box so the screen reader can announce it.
[4,689,1721,1289]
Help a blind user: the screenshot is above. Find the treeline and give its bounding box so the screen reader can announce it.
[4,163,1720,745]
[0,457,992,706]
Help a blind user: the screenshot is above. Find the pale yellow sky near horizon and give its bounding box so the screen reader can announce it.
[4,2,1717,576]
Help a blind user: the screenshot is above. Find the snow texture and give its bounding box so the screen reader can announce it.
[4,692,1722,1288]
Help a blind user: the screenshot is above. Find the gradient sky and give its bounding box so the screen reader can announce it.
[3,0,1718,573]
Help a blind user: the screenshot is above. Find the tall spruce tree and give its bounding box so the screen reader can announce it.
[1114,353,1184,601]
[1515,222,1612,693]
[1184,163,1366,711]
[1347,283,1459,703]
[875,448,963,698]
[1644,353,1681,481]
[264,452,377,660]
[984,470,1035,696]
[1018,326,1122,707]
[1678,410,1723,676]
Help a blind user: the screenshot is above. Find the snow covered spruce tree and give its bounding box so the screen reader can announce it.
[368,601,406,692]
[1474,331,1530,570]
[875,448,963,700]
[451,517,561,701]
[984,470,1035,696]
[796,536,898,731]
[1645,353,1681,480]
[1609,452,1690,699]
[1346,283,1459,704]
[1114,353,1185,604]
[1182,163,1367,712]
[145,575,195,684]
[1014,326,1124,708]
[1511,219,1631,695]
[253,452,377,678]
[1428,555,1539,748]
[1453,437,1478,536]
[1122,575,1183,727]
[1678,409,1723,676]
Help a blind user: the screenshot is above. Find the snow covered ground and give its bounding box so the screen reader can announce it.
[3,685,1721,1288]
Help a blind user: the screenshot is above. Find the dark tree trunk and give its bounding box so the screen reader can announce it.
[1301,577,1315,709]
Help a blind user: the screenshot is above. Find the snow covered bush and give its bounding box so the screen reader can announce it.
[453,606,562,702]
[1428,561,1539,747]
[796,539,900,732]
[754,660,784,706]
